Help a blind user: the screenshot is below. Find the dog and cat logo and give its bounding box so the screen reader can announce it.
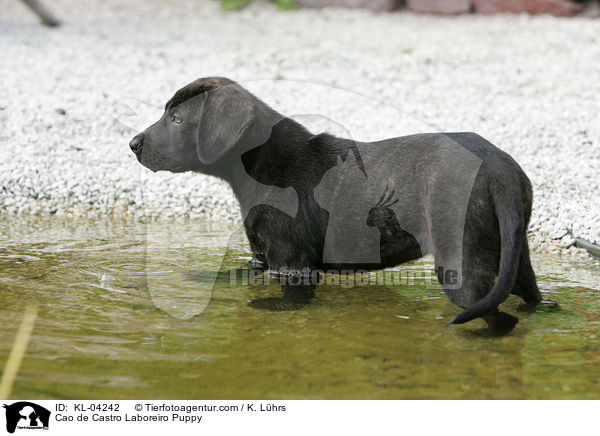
[2,402,50,433]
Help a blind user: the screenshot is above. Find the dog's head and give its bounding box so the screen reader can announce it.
[129,77,281,176]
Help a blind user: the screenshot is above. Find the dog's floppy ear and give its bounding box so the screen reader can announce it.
[196,84,264,166]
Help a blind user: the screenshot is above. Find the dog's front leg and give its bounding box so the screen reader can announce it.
[249,252,269,271]
[271,268,321,303]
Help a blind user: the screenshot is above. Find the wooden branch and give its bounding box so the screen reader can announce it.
[20,0,61,27]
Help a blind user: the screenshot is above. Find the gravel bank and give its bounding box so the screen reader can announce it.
[1,0,599,258]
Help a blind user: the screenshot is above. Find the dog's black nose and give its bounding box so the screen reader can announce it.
[129,135,144,153]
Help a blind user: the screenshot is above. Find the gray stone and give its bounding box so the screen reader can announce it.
[1,0,599,258]
[406,0,471,14]
[296,0,397,11]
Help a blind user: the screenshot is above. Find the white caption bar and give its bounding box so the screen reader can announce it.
[1,400,597,435]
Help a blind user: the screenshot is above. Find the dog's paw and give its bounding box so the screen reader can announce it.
[247,297,309,311]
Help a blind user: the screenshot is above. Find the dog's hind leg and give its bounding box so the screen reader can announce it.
[511,239,542,305]
[482,310,519,335]
[442,250,497,314]
[443,246,518,333]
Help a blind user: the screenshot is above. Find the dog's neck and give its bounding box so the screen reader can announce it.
[218,117,314,222]
[227,117,314,190]
[220,116,364,224]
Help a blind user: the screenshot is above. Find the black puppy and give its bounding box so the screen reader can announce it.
[130,77,542,330]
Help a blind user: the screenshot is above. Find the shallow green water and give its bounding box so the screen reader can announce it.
[0,217,599,399]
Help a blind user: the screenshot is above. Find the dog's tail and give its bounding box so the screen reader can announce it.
[447,179,524,325]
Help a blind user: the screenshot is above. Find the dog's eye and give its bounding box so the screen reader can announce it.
[171,115,183,125]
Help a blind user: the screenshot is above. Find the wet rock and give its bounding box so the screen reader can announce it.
[406,0,472,14]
